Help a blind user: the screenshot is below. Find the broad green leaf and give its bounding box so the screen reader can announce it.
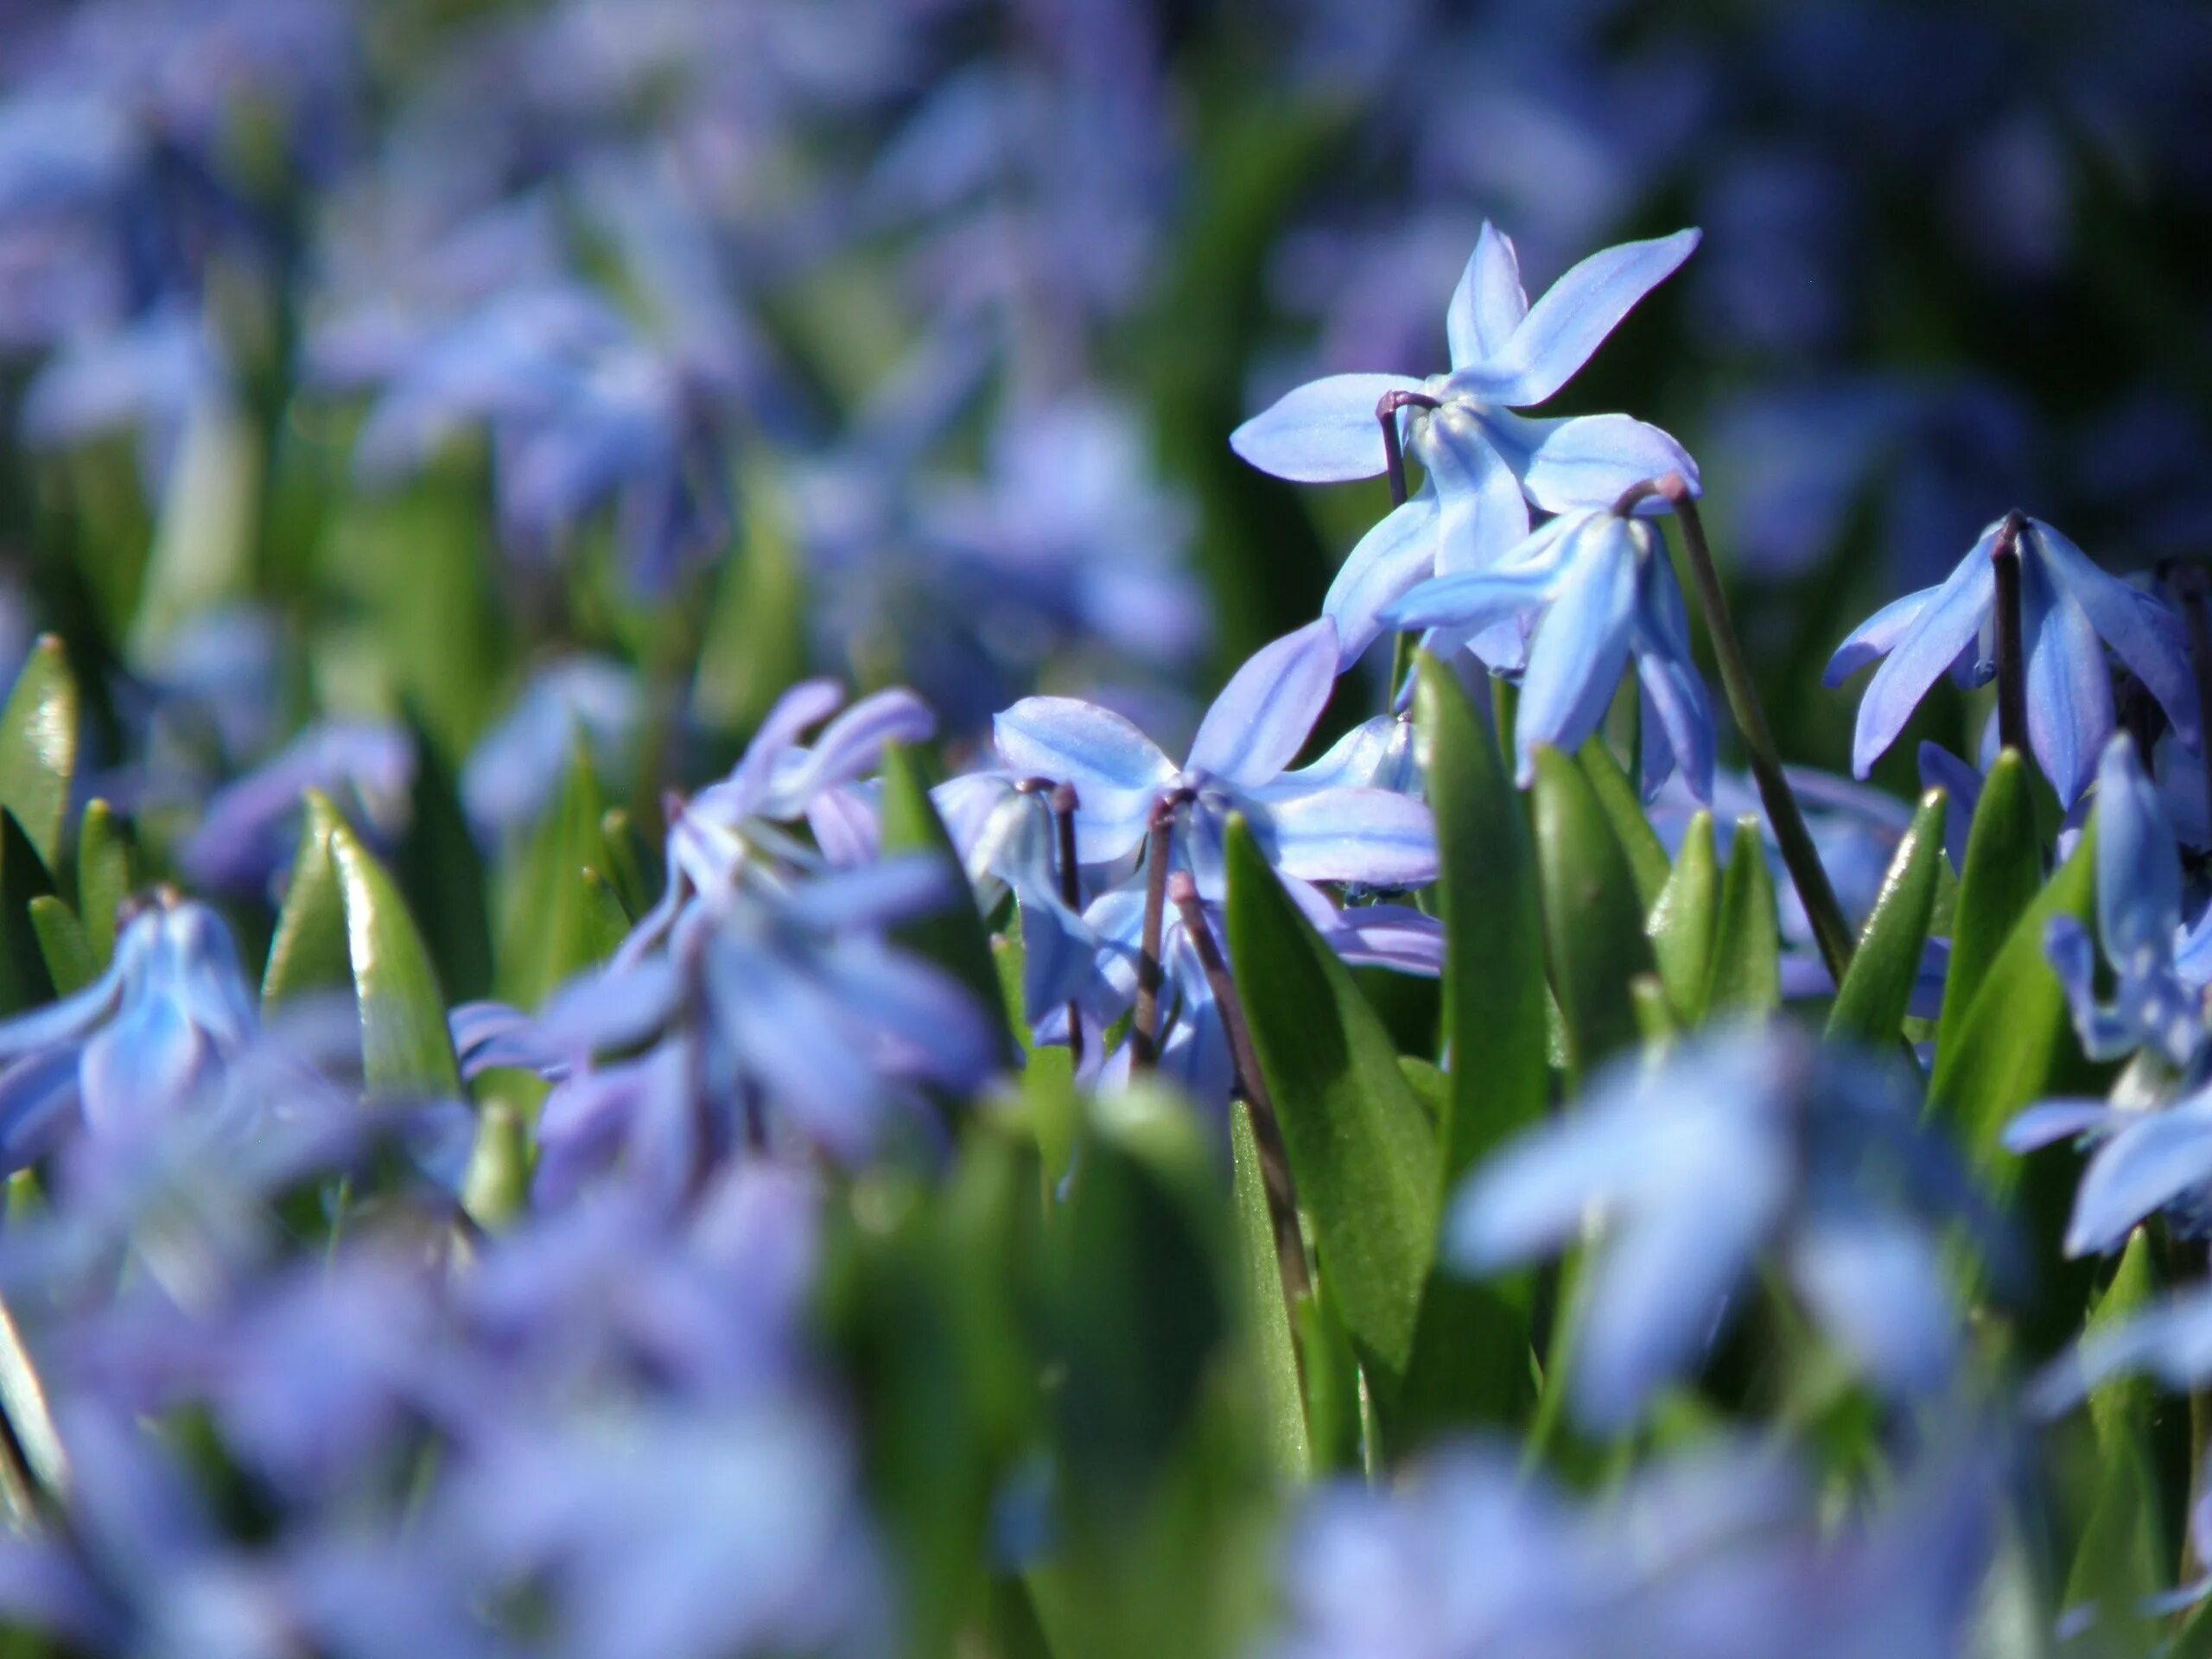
[28,897,96,995]
[877,744,1016,1065]
[1576,738,1669,911]
[498,738,613,1007]
[1530,747,1653,1078]
[1230,1102,1309,1482]
[392,716,493,1004]
[327,804,461,1096]
[580,868,632,961]
[598,806,654,920]
[0,813,57,1017]
[461,1098,530,1230]
[2060,1232,2165,1644]
[1929,818,2098,1161]
[1224,815,1436,1407]
[1825,790,1947,1046]
[1417,656,1548,1185]
[264,793,350,1007]
[1936,749,2041,1062]
[0,636,79,874]
[75,799,133,960]
[1702,818,1779,1017]
[1296,1268,1364,1475]
[1630,974,1678,1043]
[1646,810,1719,1024]
[1396,1055,1446,1123]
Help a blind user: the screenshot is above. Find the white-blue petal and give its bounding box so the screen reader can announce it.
[1229,372,1425,483]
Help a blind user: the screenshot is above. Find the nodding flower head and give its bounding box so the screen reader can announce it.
[0,887,257,1173]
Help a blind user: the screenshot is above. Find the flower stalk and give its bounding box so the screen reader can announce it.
[1129,791,1190,1071]
[1989,510,2031,760]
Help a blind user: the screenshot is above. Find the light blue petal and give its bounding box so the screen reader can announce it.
[1916,744,1984,871]
[0,1048,81,1175]
[2029,1284,2212,1418]
[0,940,130,1063]
[2003,1098,2120,1154]
[1511,531,1638,784]
[1260,788,1437,888]
[1274,715,1419,796]
[1634,550,1714,803]
[1826,588,1936,687]
[79,998,211,1138]
[1446,228,1701,410]
[1422,408,1531,578]
[1322,493,1440,669]
[1445,222,1528,372]
[2022,561,2111,810]
[1850,542,1995,778]
[707,678,844,818]
[2095,734,2181,967]
[1382,566,1554,636]
[1491,410,1701,514]
[2068,1092,2212,1255]
[993,696,1173,862]
[1186,619,1340,788]
[1789,1217,1955,1398]
[2045,913,2135,1061]
[1286,878,1446,976]
[2035,521,2200,747]
[1229,372,1425,484]
[760,687,935,817]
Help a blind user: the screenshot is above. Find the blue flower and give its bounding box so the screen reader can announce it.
[461,656,641,842]
[1450,1026,1975,1428]
[1826,514,2199,806]
[0,891,257,1173]
[2044,734,2208,1069]
[1230,223,1701,669]
[990,618,1436,899]
[179,721,415,897]
[1385,505,1715,798]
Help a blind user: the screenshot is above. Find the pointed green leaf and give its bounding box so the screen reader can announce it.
[1826,790,1947,1046]
[1230,1102,1309,1481]
[327,804,461,1096]
[1224,815,1436,1407]
[1576,738,1669,911]
[1702,817,1780,1017]
[392,716,493,1004]
[580,868,633,961]
[1530,747,1653,1077]
[1936,749,2042,1062]
[28,897,97,995]
[2061,1232,2165,1644]
[0,813,57,1017]
[1417,657,1548,1187]
[75,799,134,961]
[0,636,79,874]
[1646,810,1719,1024]
[263,793,349,1007]
[877,744,1015,1064]
[497,738,613,1007]
[1929,817,2098,1161]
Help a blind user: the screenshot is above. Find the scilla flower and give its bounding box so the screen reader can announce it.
[1230,223,1701,669]
[1826,513,2197,807]
[0,889,257,1173]
[1386,505,1714,799]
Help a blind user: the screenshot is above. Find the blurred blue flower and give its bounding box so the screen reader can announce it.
[1451,1025,1977,1428]
[0,890,257,1176]
[1230,223,1700,670]
[180,720,414,897]
[461,656,641,842]
[991,618,1436,899]
[1386,504,1714,799]
[1827,514,2199,806]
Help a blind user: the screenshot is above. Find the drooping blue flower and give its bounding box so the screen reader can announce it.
[1450,1025,1978,1429]
[1385,505,1715,798]
[1230,222,1701,670]
[0,891,257,1173]
[2044,733,2208,1069]
[179,720,415,897]
[2006,1088,2212,1260]
[1826,514,2199,807]
[990,617,1436,899]
[461,656,641,842]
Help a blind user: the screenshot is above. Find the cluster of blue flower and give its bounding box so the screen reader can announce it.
[1,1,2211,1656]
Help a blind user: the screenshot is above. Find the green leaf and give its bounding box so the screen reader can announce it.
[497,738,613,1007]
[1224,815,1436,1408]
[1530,747,1654,1078]
[1646,810,1719,1024]
[391,716,493,1004]
[580,868,633,961]
[27,897,96,995]
[1825,790,1947,1046]
[1417,657,1548,1187]
[1929,817,2098,1161]
[75,799,133,961]
[1936,749,2042,1063]
[264,793,350,1007]
[0,813,57,1018]
[0,635,79,874]
[326,804,461,1096]
[1576,738,1669,912]
[2060,1233,2165,1644]
[1230,1102,1309,1482]
[877,744,1016,1065]
[1702,817,1779,1017]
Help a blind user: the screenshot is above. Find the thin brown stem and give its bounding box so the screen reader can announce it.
[1168,872,1310,1303]
[1376,389,1440,511]
[1049,783,1085,1071]
[1624,474,1858,984]
[1989,511,2031,761]
[1129,792,1188,1071]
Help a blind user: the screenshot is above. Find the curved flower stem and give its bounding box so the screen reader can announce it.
[1168,871,1310,1303]
[1050,782,1085,1071]
[1989,511,2031,760]
[1129,791,1190,1071]
[1617,474,1857,984]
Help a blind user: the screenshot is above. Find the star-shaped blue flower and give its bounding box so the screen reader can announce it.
[1230,223,1702,670]
[1826,514,2199,806]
